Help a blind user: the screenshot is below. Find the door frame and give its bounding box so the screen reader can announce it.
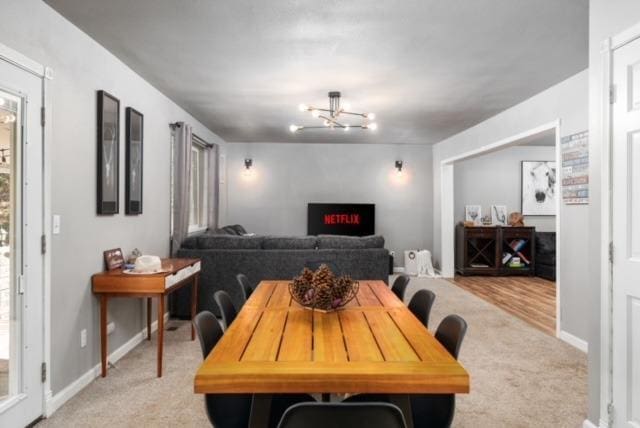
[0,42,53,418]
[600,21,640,428]
[439,120,562,338]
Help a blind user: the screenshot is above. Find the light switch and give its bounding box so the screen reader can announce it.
[52,215,61,234]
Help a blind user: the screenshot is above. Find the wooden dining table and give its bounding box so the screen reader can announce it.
[194,280,470,428]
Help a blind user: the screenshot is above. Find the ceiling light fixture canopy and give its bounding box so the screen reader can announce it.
[290,91,377,133]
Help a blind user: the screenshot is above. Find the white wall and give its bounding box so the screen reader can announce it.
[225,142,432,266]
[432,70,589,342]
[454,145,556,231]
[0,0,227,398]
[588,1,640,425]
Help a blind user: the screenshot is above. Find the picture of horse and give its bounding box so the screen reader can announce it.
[521,161,556,216]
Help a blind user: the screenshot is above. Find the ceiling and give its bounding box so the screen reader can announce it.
[45,0,588,145]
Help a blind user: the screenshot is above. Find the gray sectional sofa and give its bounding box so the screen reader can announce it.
[171,225,390,317]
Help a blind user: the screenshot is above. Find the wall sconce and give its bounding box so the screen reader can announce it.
[244,158,253,170]
[395,160,403,175]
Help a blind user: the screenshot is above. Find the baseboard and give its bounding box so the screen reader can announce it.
[583,418,599,428]
[559,330,588,353]
[45,312,170,417]
[392,267,405,273]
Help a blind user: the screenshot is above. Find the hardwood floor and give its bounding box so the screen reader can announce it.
[447,276,556,336]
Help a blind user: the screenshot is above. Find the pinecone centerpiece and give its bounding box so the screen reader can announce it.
[289,264,359,311]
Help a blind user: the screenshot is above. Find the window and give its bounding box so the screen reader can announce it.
[188,141,209,233]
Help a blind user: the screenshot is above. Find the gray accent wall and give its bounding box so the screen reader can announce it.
[0,0,227,396]
[225,142,432,266]
[454,145,556,231]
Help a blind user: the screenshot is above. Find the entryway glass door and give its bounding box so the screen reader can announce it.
[0,56,45,427]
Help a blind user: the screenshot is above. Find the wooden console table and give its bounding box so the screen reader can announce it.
[92,258,201,377]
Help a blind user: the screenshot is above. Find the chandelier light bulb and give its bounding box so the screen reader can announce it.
[344,125,350,132]
[311,109,320,118]
[298,104,308,112]
[366,113,376,120]
[368,122,378,131]
[0,98,5,106]
[289,124,299,133]
[323,119,330,127]
[342,102,351,111]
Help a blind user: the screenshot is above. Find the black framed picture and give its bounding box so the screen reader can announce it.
[521,160,557,216]
[97,90,119,215]
[125,107,143,214]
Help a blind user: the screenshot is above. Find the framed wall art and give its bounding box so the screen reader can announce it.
[97,90,120,214]
[521,161,556,216]
[125,107,143,214]
[464,205,482,225]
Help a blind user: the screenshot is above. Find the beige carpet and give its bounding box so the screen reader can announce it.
[37,277,587,427]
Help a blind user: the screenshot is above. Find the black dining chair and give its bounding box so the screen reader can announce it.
[236,273,254,303]
[277,402,407,428]
[391,274,410,302]
[408,289,436,329]
[193,310,252,428]
[343,314,468,428]
[214,290,237,331]
[193,311,317,428]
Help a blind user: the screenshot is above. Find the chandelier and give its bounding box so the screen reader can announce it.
[289,91,377,132]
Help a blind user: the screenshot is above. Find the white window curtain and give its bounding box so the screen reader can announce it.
[171,123,219,255]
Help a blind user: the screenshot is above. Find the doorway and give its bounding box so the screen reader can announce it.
[0,50,46,426]
[439,121,561,337]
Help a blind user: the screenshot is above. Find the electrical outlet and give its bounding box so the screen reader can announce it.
[107,322,115,335]
[80,329,87,348]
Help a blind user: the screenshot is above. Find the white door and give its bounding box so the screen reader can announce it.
[612,37,640,428]
[0,58,45,426]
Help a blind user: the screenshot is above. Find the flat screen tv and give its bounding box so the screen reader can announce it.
[307,203,375,236]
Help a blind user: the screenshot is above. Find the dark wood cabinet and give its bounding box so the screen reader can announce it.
[455,225,535,276]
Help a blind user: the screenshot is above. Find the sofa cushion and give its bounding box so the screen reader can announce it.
[262,236,317,250]
[317,235,385,249]
[228,224,248,235]
[220,225,241,235]
[181,235,200,249]
[196,235,263,249]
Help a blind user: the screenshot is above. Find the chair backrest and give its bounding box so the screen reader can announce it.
[193,310,252,428]
[236,273,253,302]
[214,290,238,331]
[193,310,223,359]
[408,289,436,329]
[434,314,468,359]
[391,274,410,302]
[277,402,407,428]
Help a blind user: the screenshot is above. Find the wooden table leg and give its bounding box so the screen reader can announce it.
[389,395,413,428]
[249,394,272,428]
[100,295,108,377]
[147,297,152,341]
[157,295,164,377]
[191,274,199,340]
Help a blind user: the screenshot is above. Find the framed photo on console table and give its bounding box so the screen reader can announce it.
[521,161,556,216]
[125,107,143,214]
[97,90,120,215]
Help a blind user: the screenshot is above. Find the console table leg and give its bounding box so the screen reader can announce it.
[100,295,108,377]
[191,274,199,341]
[147,297,152,341]
[157,295,164,377]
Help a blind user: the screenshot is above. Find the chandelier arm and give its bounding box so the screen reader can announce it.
[318,114,345,127]
[340,111,368,117]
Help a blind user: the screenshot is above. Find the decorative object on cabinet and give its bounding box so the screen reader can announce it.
[491,205,508,226]
[97,90,120,215]
[125,107,143,215]
[508,212,525,227]
[464,205,481,225]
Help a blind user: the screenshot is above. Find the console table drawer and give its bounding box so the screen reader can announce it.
[165,261,201,289]
[464,228,496,239]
